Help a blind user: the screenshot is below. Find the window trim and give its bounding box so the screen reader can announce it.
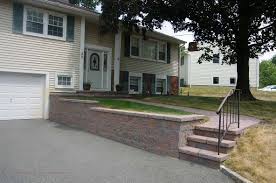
[55,73,74,89]
[128,72,143,94]
[155,75,167,95]
[130,35,167,63]
[213,77,220,85]
[23,6,67,41]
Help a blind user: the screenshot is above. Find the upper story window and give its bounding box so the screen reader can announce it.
[213,54,220,63]
[131,37,140,56]
[48,15,64,37]
[23,6,67,40]
[130,36,167,62]
[158,42,167,61]
[26,9,44,34]
[143,40,157,60]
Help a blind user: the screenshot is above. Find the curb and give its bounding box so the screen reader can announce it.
[220,165,253,183]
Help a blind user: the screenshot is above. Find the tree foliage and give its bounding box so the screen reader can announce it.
[272,55,276,65]
[100,0,276,100]
[69,0,99,10]
[260,59,276,87]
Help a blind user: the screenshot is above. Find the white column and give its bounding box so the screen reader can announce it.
[114,31,122,91]
[79,16,85,90]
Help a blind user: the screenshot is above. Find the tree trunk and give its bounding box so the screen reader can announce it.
[236,0,256,100]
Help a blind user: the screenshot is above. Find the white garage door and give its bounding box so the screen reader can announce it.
[0,72,45,120]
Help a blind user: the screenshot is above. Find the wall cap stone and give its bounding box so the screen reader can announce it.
[90,107,205,122]
[60,98,99,104]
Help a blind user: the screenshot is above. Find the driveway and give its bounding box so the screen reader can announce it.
[0,119,234,183]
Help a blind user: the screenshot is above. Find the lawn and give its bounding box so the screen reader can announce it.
[143,86,276,183]
[66,96,190,115]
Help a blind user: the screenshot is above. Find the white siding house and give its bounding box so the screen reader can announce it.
[180,48,260,88]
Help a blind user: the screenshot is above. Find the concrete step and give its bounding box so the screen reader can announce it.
[193,126,241,141]
[179,146,229,169]
[187,135,235,153]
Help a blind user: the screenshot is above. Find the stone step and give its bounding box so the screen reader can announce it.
[187,135,235,153]
[179,146,229,169]
[193,126,241,141]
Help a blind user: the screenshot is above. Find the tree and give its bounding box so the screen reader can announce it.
[99,0,276,100]
[259,60,276,87]
[69,0,99,10]
[272,55,276,65]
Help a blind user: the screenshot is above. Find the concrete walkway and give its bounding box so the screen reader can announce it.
[0,119,234,183]
[124,99,261,132]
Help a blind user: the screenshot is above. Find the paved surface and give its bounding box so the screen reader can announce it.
[0,119,234,183]
[125,99,261,132]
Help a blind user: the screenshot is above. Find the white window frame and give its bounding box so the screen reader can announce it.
[128,72,143,94]
[213,53,220,64]
[55,73,74,89]
[130,35,167,63]
[23,6,67,41]
[155,75,167,95]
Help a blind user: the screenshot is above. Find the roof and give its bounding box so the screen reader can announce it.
[19,0,186,44]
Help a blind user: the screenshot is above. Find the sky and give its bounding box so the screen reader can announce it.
[95,6,275,61]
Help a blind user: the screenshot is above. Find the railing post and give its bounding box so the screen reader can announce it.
[238,90,240,128]
[218,112,221,155]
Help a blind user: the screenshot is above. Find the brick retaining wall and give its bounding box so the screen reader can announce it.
[49,95,203,157]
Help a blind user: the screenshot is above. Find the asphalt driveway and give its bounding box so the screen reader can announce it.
[0,119,234,183]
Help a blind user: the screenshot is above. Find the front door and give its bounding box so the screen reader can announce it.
[84,48,111,91]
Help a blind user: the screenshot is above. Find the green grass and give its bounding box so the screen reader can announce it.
[67,96,190,115]
[142,86,276,182]
[143,95,276,124]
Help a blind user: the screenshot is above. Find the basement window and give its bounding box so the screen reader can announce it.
[213,77,219,84]
[55,73,73,89]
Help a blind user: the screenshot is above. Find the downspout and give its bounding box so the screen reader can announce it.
[79,16,85,90]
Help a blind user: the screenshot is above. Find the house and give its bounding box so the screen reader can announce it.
[0,0,184,120]
[179,42,259,88]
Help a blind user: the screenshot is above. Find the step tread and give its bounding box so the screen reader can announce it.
[195,125,243,135]
[179,146,229,162]
[187,135,236,147]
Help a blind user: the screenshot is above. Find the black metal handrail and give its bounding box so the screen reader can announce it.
[216,89,240,155]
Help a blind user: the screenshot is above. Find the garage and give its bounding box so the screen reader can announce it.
[0,72,45,120]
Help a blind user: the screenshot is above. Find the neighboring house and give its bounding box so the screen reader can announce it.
[179,43,260,88]
[0,0,184,120]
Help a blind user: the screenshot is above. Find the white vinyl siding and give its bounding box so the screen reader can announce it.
[121,35,179,77]
[182,48,259,87]
[0,0,81,92]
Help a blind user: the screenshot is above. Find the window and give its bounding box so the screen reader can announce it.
[129,76,141,93]
[55,74,73,88]
[26,9,44,34]
[48,15,64,37]
[213,54,220,63]
[24,6,66,40]
[131,37,140,56]
[158,42,166,61]
[130,36,167,62]
[143,40,157,60]
[180,78,185,87]
[181,56,185,65]
[230,78,236,85]
[213,77,219,84]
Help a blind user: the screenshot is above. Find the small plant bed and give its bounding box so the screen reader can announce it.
[65,96,191,115]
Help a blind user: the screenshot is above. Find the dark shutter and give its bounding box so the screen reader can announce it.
[167,76,171,95]
[124,33,130,57]
[66,16,75,42]
[120,71,129,92]
[167,43,171,64]
[13,3,24,34]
